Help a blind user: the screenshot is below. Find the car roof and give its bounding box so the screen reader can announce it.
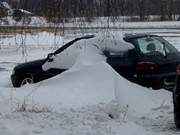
[124,33,159,41]
[84,34,135,52]
[54,33,159,56]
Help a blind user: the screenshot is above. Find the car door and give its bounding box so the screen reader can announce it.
[106,49,137,80]
[134,36,178,78]
[41,68,66,80]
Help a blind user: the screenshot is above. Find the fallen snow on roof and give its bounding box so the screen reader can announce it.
[87,34,134,52]
[42,34,134,70]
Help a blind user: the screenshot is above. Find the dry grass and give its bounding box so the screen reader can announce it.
[16,99,52,113]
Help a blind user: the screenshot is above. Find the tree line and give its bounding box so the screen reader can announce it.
[4,0,180,22]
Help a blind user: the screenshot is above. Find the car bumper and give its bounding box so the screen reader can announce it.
[139,72,176,79]
[136,72,176,90]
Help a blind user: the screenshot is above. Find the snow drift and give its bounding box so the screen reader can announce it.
[6,44,171,118]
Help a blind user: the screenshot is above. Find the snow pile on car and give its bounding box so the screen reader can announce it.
[7,38,171,117]
[42,34,134,70]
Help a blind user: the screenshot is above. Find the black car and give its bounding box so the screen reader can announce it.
[11,34,180,90]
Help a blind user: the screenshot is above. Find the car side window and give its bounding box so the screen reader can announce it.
[137,37,165,56]
[162,40,179,54]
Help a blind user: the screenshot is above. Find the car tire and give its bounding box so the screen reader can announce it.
[20,74,34,87]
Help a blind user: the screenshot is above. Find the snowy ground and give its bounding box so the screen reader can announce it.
[0,29,180,135]
[1,15,180,29]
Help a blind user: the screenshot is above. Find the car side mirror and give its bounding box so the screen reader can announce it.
[47,53,54,62]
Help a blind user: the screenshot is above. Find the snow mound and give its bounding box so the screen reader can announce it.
[0,46,173,135]
[1,40,171,117]
[40,34,171,116]
[114,69,171,117]
[9,61,171,117]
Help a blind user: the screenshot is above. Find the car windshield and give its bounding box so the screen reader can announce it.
[53,35,95,55]
[136,36,178,56]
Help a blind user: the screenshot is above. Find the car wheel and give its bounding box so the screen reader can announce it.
[20,74,34,87]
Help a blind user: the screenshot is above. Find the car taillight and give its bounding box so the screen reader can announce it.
[136,62,159,72]
[177,64,180,74]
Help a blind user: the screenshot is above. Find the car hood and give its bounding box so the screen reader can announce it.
[14,59,46,72]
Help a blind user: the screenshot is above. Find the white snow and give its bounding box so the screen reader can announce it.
[42,34,134,71]
[0,29,180,135]
[1,14,180,29]
[0,50,174,135]
[1,2,11,10]
[0,31,64,49]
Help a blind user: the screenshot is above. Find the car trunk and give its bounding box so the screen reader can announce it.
[136,53,180,90]
[138,53,180,75]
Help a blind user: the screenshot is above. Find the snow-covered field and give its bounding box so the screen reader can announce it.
[0,28,180,135]
[1,15,180,29]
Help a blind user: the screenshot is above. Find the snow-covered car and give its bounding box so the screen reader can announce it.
[11,34,180,90]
